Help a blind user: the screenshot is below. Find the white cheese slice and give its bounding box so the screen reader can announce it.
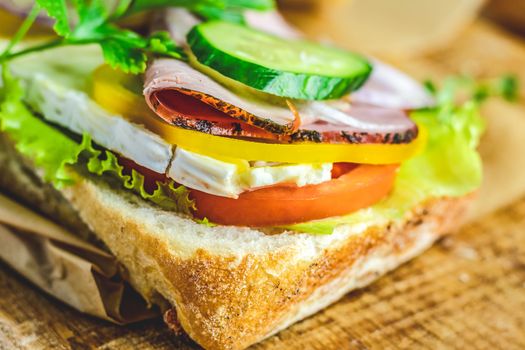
[169,148,243,197]
[246,163,333,189]
[169,148,333,198]
[25,73,173,174]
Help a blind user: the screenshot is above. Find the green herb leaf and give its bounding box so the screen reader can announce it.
[194,6,246,23]
[96,29,184,74]
[426,74,520,104]
[498,74,519,101]
[221,0,275,10]
[0,5,42,59]
[3,0,274,72]
[147,31,185,58]
[423,80,437,95]
[66,0,184,73]
[2,0,185,74]
[36,0,71,36]
[127,0,275,14]
[123,0,274,24]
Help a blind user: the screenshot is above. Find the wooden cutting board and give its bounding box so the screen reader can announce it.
[1,20,525,350]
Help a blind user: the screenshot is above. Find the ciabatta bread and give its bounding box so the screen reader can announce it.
[0,135,473,350]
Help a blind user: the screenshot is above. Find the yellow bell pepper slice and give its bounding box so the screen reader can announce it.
[91,65,426,164]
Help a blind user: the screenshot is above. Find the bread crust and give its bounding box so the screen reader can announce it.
[0,136,473,349]
[62,177,471,350]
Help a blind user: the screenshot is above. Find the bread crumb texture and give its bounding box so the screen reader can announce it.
[60,175,471,350]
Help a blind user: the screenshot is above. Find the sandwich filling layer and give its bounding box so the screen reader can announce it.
[0,6,484,231]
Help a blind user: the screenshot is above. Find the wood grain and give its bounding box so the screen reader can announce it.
[1,20,525,350]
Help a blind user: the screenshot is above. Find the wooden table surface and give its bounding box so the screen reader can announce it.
[1,21,525,350]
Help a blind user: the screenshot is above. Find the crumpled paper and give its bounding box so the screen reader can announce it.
[0,193,159,324]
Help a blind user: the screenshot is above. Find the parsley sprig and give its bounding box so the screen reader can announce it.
[125,0,275,24]
[129,0,275,14]
[0,0,186,74]
[0,0,275,74]
[0,0,274,74]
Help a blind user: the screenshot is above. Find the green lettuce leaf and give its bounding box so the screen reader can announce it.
[0,63,81,187]
[83,136,194,213]
[0,64,194,213]
[288,101,485,234]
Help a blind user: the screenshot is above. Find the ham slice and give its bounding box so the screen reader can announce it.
[351,60,435,110]
[143,9,419,144]
[145,58,299,134]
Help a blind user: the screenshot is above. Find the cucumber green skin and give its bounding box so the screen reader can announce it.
[187,26,372,101]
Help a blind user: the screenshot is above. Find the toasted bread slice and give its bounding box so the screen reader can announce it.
[0,135,472,350]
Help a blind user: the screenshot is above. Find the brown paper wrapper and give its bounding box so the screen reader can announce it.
[0,193,159,324]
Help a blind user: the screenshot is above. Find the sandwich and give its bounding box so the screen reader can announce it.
[0,1,484,349]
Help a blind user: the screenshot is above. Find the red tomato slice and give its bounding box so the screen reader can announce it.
[117,155,397,227]
[191,164,398,227]
[331,162,359,178]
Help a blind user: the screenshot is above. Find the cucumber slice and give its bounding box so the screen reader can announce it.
[187,21,372,101]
